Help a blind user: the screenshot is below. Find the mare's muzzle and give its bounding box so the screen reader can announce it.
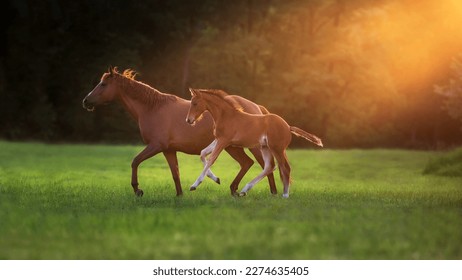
[82,98,95,112]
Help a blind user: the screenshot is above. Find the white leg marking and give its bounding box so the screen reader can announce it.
[191,140,226,190]
[200,140,216,160]
[190,169,207,189]
[191,167,211,189]
[200,140,220,183]
[240,147,273,195]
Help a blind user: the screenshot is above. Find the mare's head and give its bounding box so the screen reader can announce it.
[186,88,208,125]
[82,66,124,111]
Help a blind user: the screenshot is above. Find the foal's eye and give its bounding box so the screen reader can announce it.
[100,83,107,87]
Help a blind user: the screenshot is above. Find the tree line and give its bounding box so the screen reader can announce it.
[1,0,461,148]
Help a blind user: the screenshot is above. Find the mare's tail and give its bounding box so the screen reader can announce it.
[290,126,323,147]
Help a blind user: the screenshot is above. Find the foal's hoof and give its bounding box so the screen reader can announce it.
[190,186,197,191]
[135,189,144,197]
[238,192,247,197]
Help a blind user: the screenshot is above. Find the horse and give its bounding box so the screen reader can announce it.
[186,88,323,198]
[82,67,277,196]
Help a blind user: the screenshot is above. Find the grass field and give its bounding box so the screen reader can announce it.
[0,141,461,259]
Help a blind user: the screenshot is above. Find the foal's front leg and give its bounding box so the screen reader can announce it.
[200,140,221,184]
[190,140,228,191]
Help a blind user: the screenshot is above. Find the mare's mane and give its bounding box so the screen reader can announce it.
[107,68,177,109]
[196,89,243,112]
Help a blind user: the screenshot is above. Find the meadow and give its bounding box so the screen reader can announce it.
[0,141,461,259]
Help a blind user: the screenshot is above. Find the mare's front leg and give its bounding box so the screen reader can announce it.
[190,139,228,191]
[131,144,161,197]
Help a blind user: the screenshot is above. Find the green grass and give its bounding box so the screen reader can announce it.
[0,141,461,259]
[423,147,462,177]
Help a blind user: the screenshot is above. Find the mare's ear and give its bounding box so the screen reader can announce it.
[189,88,198,97]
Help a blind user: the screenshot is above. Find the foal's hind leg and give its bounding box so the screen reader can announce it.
[239,147,275,196]
[248,147,277,195]
[273,149,291,198]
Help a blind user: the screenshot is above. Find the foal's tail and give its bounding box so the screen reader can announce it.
[290,126,323,147]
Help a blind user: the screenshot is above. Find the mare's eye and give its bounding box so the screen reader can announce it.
[192,102,197,106]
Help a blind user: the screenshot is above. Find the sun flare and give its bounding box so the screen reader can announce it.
[373,0,462,90]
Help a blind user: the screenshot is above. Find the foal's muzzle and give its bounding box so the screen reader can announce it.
[186,117,195,125]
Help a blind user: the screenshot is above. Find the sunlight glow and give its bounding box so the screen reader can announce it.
[370,0,462,91]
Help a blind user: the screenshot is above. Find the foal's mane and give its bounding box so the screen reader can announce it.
[107,68,177,109]
[196,89,243,112]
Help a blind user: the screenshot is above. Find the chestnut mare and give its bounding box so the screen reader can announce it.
[82,67,276,196]
[186,88,323,198]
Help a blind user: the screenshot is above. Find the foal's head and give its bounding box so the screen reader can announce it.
[186,88,207,125]
[82,66,127,111]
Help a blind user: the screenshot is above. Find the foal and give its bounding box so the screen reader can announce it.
[186,88,323,198]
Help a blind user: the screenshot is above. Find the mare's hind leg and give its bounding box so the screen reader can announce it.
[131,144,161,197]
[248,147,277,195]
[273,149,291,198]
[239,147,275,196]
[225,147,254,195]
[200,140,221,184]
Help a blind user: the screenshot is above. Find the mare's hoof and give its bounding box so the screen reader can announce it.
[215,178,221,185]
[135,189,144,197]
[282,193,289,198]
[190,186,197,191]
[238,192,247,197]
